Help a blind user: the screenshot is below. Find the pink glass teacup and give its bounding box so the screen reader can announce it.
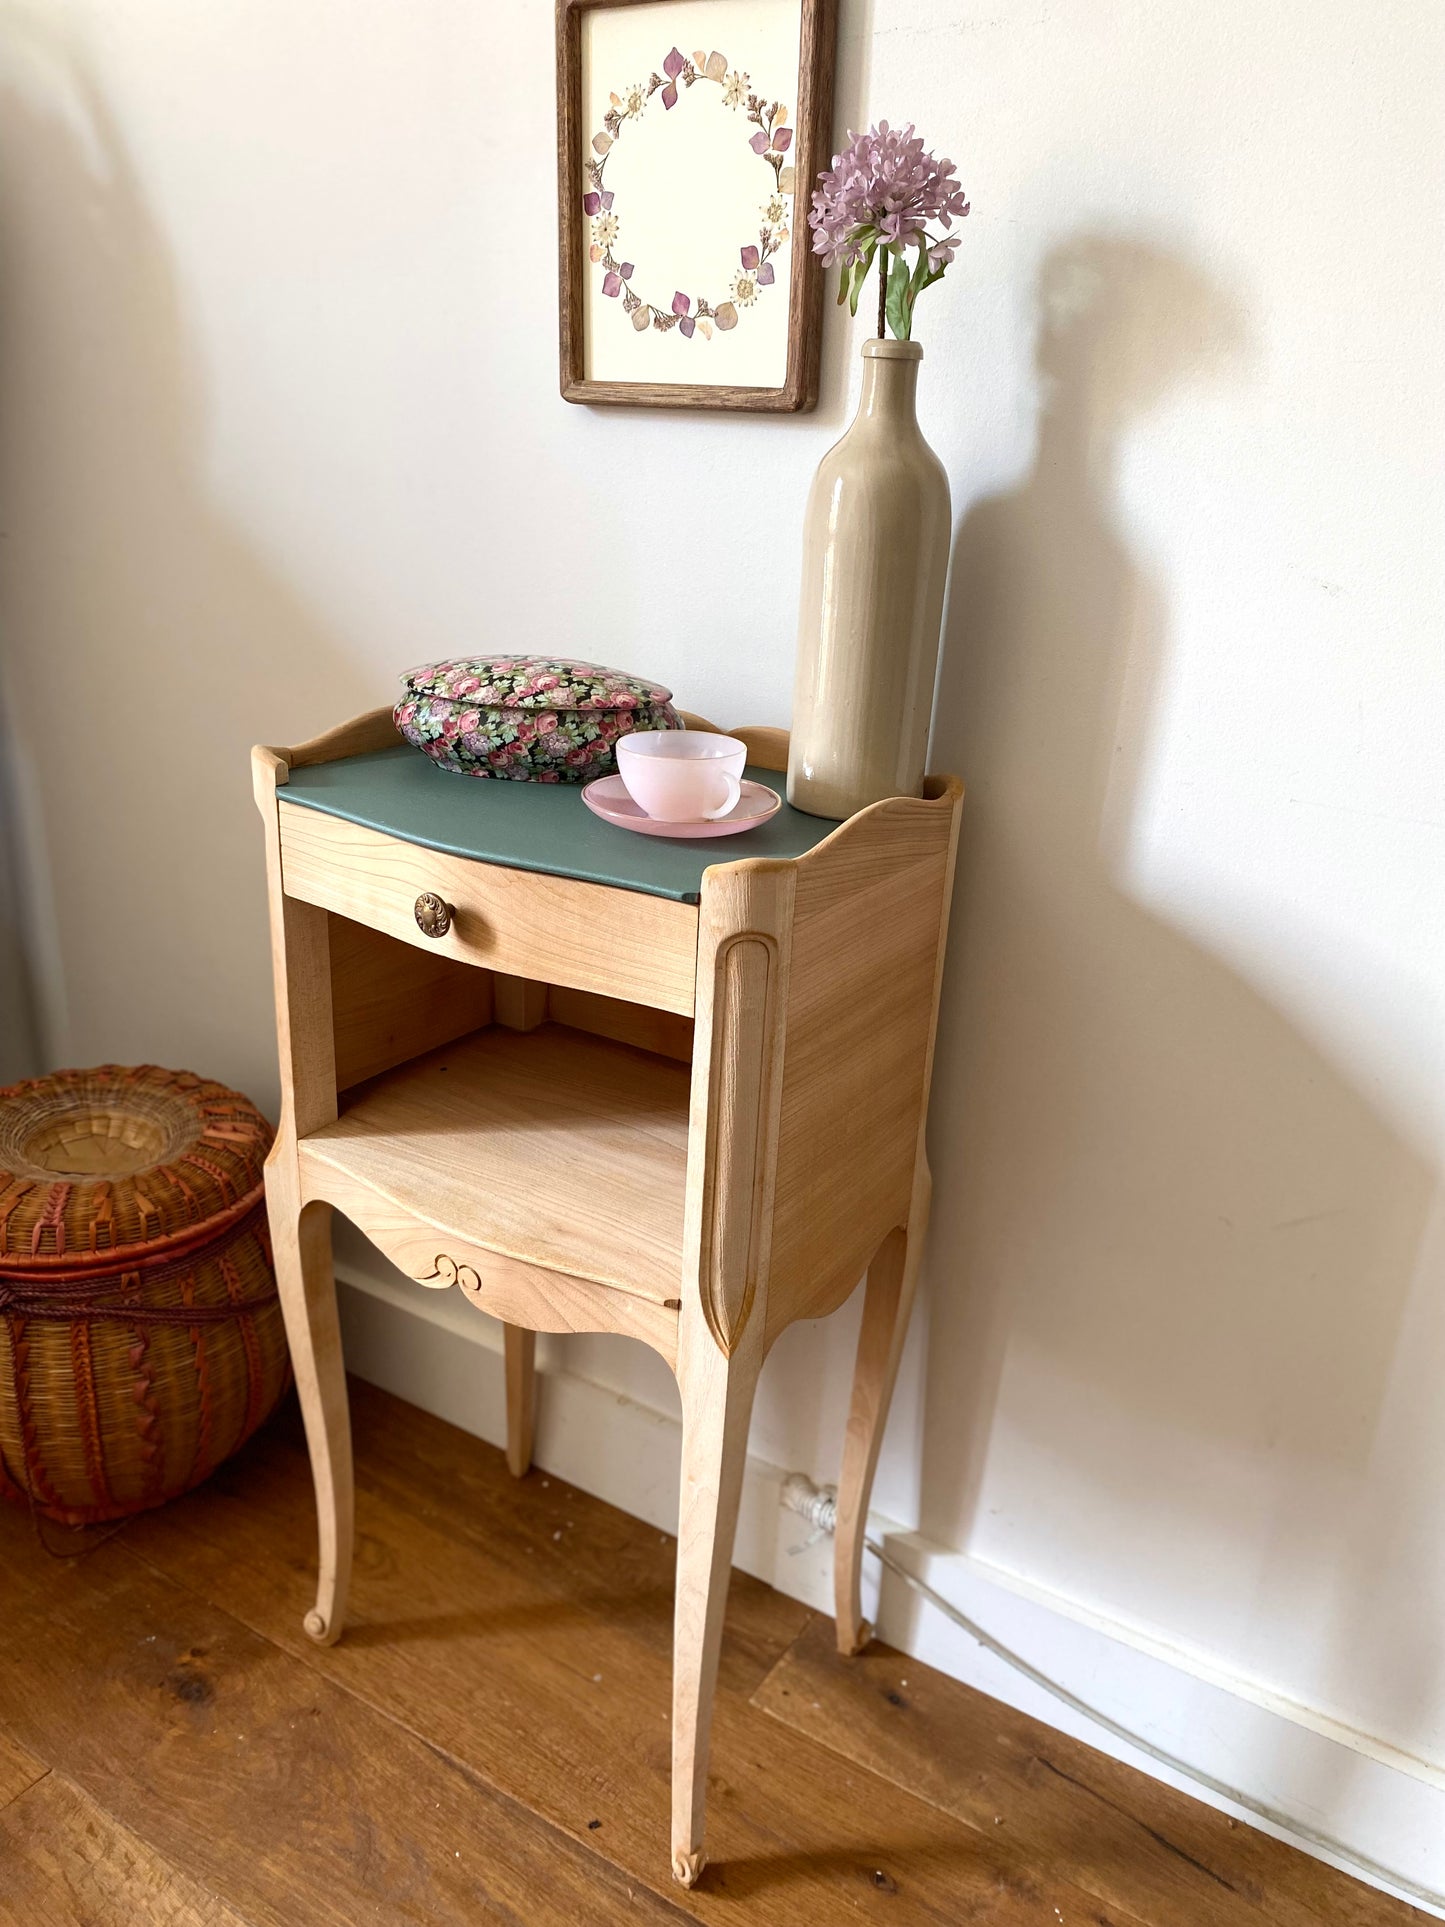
[616,732,746,822]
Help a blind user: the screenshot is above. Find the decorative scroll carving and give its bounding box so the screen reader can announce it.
[419,1251,486,1309]
[673,1847,706,1888]
[699,932,777,1356]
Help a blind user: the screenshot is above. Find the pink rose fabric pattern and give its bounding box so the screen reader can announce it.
[394,656,683,782]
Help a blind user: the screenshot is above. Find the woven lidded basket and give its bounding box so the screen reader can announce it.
[0,1064,289,1526]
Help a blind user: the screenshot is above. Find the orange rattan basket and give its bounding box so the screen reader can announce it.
[0,1064,290,1526]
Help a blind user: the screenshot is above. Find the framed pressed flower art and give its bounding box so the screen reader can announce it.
[556,0,836,410]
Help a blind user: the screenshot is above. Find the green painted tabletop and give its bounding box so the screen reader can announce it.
[278,746,838,904]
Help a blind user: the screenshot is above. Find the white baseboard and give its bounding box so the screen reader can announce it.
[336,1263,1445,1918]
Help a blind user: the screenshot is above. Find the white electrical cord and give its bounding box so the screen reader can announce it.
[779,1475,1444,1917]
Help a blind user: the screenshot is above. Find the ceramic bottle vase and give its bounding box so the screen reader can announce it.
[787,338,951,820]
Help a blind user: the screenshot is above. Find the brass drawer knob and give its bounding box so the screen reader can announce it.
[414,892,454,940]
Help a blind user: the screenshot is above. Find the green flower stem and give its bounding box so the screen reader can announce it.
[878,248,887,337]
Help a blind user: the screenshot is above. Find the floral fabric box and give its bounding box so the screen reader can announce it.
[394,656,683,782]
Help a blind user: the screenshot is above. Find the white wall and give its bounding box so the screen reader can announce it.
[2,0,1442,1899]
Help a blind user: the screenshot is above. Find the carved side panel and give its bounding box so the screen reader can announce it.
[763,778,962,1345]
[698,933,778,1355]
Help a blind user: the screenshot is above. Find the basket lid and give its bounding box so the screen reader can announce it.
[0,1064,272,1269]
[398,656,676,713]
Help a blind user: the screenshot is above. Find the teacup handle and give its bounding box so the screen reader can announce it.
[700,772,743,821]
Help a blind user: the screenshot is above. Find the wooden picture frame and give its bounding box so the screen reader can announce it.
[556,0,836,412]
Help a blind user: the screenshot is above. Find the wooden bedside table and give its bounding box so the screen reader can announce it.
[252,708,962,1886]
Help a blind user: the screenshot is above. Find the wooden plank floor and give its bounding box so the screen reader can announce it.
[0,1382,1425,1926]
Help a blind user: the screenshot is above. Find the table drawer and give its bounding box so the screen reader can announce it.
[278,805,699,1016]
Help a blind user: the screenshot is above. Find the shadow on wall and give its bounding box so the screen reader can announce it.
[0,23,371,1109]
[0,681,41,1085]
[919,238,1436,1610]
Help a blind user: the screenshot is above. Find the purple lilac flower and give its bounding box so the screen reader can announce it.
[806,120,970,337]
[808,121,970,266]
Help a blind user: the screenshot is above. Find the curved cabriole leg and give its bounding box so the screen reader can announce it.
[834,1168,931,1657]
[266,1174,352,1646]
[670,1329,761,1887]
[670,855,790,1883]
[503,1325,536,1477]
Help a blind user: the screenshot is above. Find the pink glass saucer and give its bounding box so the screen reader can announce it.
[581,774,782,838]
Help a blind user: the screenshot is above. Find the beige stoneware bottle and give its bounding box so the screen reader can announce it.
[787,338,951,820]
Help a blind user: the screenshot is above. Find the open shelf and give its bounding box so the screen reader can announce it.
[299,1022,690,1306]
